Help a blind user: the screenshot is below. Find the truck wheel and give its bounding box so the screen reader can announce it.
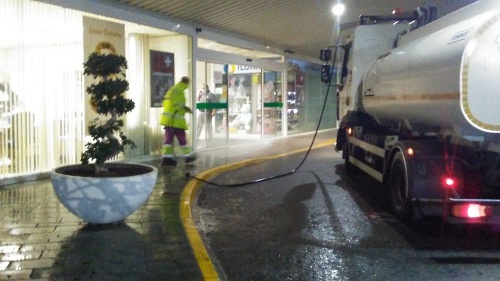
[389,152,411,220]
[343,140,355,173]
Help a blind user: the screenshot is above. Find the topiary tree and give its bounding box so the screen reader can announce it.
[81,52,136,174]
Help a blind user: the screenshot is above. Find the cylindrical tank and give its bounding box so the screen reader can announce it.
[362,7,500,140]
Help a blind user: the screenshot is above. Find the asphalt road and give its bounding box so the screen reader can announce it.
[194,145,500,281]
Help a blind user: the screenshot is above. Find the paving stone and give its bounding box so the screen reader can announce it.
[1,251,42,261]
[9,226,56,235]
[0,234,31,244]
[39,249,62,259]
[7,258,55,270]
[26,231,76,244]
[0,269,32,280]
[0,245,20,254]
[30,267,64,279]
[2,223,38,229]
[19,242,66,252]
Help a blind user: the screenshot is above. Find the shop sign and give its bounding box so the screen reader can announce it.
[228,64,261,74]
[83,17,125,134]
[150,51,175,107]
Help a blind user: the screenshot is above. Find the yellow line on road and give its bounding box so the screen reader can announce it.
[180,139,335,280]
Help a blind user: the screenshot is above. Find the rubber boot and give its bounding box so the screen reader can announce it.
[180,145,197,163]
[161,144,177,166]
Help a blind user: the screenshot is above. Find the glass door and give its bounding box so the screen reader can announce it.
[195,61,228,149]
[227,65,260,142]
[196,63,284,147]
[226,66,284,142]
[262,70,283,137]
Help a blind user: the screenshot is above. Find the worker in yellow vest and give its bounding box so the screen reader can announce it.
[160,76,196,166]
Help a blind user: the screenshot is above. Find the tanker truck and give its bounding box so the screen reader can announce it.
[323,0,500,224]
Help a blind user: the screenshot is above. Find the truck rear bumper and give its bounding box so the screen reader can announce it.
[413,198,500,224]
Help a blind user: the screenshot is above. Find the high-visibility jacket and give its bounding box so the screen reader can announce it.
[160,81,189,129]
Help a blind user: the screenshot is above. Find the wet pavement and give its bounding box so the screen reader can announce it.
[0,161,202,280]
[0,130,335,280]
[195,140,500,281]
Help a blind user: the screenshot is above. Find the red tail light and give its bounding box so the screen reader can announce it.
[451,203,492,219]
[442,177,456,189]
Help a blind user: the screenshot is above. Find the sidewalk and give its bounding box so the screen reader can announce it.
[0,130,335,280]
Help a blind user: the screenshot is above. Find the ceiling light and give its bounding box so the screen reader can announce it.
[332,3,345,17]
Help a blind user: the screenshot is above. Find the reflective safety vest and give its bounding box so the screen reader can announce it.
[160,81,189,129]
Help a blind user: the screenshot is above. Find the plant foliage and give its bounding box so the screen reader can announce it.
[81,52,136,173]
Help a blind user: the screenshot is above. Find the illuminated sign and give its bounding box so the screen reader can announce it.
[229,64,261,74]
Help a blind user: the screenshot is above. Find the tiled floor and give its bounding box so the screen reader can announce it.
[0,161,202,280]
[0,166,202,280]
[0,130,335,280]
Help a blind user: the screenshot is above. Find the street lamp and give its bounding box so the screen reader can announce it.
[332,3,345,17]
[331,3,345,42]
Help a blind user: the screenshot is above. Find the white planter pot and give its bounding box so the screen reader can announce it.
[51,162,158,224]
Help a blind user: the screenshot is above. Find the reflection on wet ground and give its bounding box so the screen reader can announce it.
[197,145,500,280]
[0,162,202,280]
[1,130,336,280]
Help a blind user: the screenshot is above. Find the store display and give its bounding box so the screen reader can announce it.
[228,73,252,132]
[230,101,251,131]
[286,68,302,131]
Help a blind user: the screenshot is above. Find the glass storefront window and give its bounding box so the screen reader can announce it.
[0,0,192,182]
[195,61,228,149]
[228,68,255,136]
[0,0,335,184]
[286,60,336,135]
[195,63,286,145]
[262,70,282,137]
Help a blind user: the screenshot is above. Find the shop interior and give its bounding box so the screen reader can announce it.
[195,63,285,149]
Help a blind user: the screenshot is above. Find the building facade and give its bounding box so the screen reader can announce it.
[0,0,335,184]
